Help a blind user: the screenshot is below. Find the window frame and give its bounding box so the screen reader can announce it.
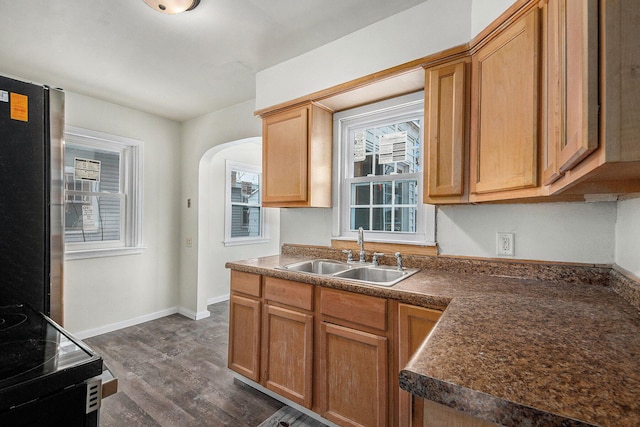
[223,160,269,246]
[332,92,436,245]
[64,126,144,259]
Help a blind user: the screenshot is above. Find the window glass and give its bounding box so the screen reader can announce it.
[229,169,261,238]
[63,126,143,258]
[224,161,268,245]
[334,92,436,244]
[64,145,122,243]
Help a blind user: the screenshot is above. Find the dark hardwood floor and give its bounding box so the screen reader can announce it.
[85,301,284,426]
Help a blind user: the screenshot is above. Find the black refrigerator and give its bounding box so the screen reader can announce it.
[0,73,64,319]
[0,75,104,426]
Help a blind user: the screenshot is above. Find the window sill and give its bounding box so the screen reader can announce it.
[223,238,271,247]
[65,246,145,260]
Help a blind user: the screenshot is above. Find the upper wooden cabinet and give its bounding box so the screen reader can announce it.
[542,0,599,185]
[257,0,640,205]
[261,102,333,207]
[424,59,470,204]
[547,0,640,196]
[469,7,541,201]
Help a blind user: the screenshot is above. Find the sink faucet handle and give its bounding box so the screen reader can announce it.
[395,252,403,271]
[372,252,384,266]
[342,249,353,263]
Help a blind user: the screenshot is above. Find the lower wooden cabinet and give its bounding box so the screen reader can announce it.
[228,271,262,382]
[262,304,313,408]
[228,294,261,382]
[228,271,448,427]
[319,322,388,427]
[397,304,442,427]
[420,399,502,427]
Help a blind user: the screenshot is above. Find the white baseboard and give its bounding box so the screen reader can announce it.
[75,297,230,339]
[74,306,179,340]
[207,294,230,305]
[177,306,211,320]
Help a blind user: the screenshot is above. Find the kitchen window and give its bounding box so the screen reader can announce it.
[224,161,268,246]
[333,92,435,244]
[64,126,143,258]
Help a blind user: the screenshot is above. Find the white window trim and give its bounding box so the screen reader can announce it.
[332,92,436,245]
[64,126,144,260]
[223,160,270,246]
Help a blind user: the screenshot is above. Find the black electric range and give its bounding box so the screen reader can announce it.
[0,304,103,426]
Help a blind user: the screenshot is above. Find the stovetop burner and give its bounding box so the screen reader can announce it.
[0,313,27,332]
[0,339,59,384]
[0,304,103,411]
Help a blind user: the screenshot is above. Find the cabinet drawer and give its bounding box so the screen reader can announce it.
[320,288,387,332]
[264,277,313,311]
[230,271,261,297]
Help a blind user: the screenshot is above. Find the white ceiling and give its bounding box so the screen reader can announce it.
[0,0,428,122]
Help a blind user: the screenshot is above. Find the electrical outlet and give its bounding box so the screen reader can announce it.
[186,237,192,247]
[496,232,514,256]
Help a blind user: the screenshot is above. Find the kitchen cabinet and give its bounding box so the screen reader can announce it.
[397,304,441,427]
[541,0,598,185]
[469,7,541,201]
[420,399,501,427]
[228,271,261,382]
[261,102,333,207]
[228,269,479,427]
[547,0,640,196]
[262,277,314,408]
[424,59,470,204]
[318,288,389,427]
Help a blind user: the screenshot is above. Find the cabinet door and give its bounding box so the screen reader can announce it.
[262,106,309,204]
[319,322,388,427]
[557,0,598,172]
[228,294,261,382]
[262,304,313,408]
[425,60,468,201]
[470,9,539,194]
[398,304,441,427]
[541,0,564,185]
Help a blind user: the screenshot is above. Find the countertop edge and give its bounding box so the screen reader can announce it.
[398,370,597,427]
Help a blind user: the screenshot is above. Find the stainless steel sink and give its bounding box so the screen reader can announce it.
[333,265,418,286]
[278,259,418,287]
[280,259,351,275]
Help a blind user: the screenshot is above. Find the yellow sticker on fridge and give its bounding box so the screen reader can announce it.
[10,92,28,122]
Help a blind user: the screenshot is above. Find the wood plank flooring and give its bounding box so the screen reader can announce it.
[84,301,284,426]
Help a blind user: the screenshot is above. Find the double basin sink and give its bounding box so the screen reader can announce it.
[278,258,419,287]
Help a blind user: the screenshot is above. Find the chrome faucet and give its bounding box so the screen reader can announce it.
[342,249,353,263]
[357,227,366,263]
[395,252,403,271]
[372,252,384,266]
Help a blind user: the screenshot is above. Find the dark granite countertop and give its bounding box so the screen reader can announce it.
[225,250,640,427]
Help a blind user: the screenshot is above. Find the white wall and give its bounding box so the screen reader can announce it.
[255,0,472,110]
[179,100,263,318]
[280,208,333,247]
[198,139,280,305]
[437,202,617,264]
[470,0,516,37]
[615,198,640,276]
[63,91,182,336]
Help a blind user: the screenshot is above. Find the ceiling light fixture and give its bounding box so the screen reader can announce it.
[143,0,200,15]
